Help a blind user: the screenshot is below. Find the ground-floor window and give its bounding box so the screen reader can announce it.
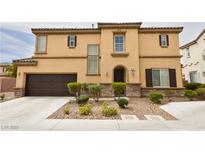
[189,71,198,83]
[152,69,170,87]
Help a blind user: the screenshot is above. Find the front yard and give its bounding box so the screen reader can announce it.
[48,97,189,120]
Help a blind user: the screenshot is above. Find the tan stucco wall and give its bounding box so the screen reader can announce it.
[16,28,183,89]
[16,58,101,88]
[36,34,100,57]
[100,28,140,83]
[139,33,180,56]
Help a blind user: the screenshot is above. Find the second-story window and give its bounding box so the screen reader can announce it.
[68,35,77,48]
[159,34,169,47]
[37,35,47,53]
[114,34,124,52]
[87,45,99,75]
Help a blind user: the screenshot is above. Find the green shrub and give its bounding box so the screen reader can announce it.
[112,82,126,97]
[0,94,5,101]
[82,83,97,92]
[196,88,205,99]
[88,84,101,102]
[200,84,205,88]
[184,90,197,100]
[185,83,201,90]
[117,98,129,108]
[149,91,164,104]
[63,106,70,114]
[101,102,118,117]
[79,103,93,115]
[76,95,89,104]
[67,82,81,97]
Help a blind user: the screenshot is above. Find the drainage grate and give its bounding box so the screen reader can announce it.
[121,115,139,120]
[144,115,165,121]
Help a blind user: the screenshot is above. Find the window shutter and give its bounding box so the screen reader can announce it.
[146,69,153,87]
[75,36,77,47]
[169,69,177,87]
[67,36,70,47]
[166,35,169,46]
[159,35,162,46]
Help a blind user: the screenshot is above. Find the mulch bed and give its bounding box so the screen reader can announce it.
[47,97,187,120]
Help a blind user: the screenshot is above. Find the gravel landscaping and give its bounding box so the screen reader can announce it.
[48,97,181,120]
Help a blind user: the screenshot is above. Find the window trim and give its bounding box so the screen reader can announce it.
[114,34,125,53]
[152,68,170,88]
[35,35,47,54]
[69,35,76,48]
[87,44,100,76]
[160,34,169,47]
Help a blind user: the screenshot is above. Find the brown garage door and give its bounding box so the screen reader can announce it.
[25,74,77,96]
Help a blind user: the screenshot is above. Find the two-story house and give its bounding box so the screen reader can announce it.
[13,22,184,97]
[181,28,205,83]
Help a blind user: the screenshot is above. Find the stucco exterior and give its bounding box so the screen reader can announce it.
[181,29,205,83]
[14,23,183,96]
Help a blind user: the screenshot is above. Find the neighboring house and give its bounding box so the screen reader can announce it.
[0,63,10,76]
[181,28,205,83]
[13,22,184,97]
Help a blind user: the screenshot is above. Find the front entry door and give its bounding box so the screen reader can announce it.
[114,68,125,82]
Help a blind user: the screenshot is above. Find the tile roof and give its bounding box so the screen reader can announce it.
[13,58,38,66]
[31,23,184,34]
[139,27,183,33]
[32,28,100,34]
[98,22,142,28]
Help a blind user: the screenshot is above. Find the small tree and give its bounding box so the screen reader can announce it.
[112,82,126,98]
[67,82,81,99]
[88,84,101,102]
[6,64,17,78]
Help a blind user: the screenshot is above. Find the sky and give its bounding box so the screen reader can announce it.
[0,22,205,63]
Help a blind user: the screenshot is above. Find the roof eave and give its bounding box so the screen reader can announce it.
[139,27,183,33]
[31,28,101,34]
[97,22,142,29]
[13,58,38,66]
[180,41,197,49]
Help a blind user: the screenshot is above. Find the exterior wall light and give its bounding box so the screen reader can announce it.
[130,68,136,76]
[106,72,109,77]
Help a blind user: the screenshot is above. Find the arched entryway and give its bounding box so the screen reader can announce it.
[113,66,126,82]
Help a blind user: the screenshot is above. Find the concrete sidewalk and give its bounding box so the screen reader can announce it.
[1,97,205,131]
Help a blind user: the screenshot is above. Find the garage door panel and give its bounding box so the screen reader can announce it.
[27,82,69,89]
[26,89,69,96]
[25,74,77,96]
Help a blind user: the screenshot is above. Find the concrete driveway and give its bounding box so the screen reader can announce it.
[1,97,205,131]
[0,97,70,130]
